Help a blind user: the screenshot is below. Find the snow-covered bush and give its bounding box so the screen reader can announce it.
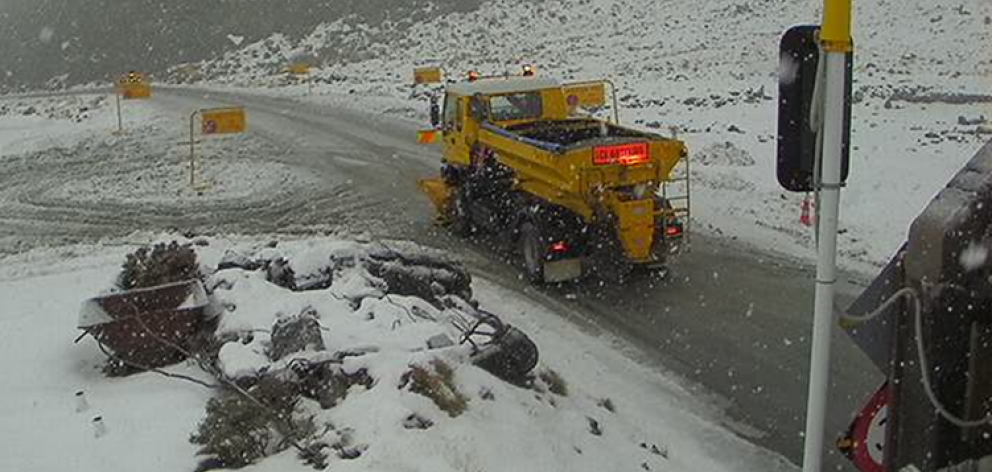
[118,241,202,290]
[402,359,468,418]
[190,376,320,469]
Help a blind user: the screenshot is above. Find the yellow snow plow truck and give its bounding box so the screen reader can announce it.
[417,67,690,283]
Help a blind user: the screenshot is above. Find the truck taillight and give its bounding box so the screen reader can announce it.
[594,143,649,166]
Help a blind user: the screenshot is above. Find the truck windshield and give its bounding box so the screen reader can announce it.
[489,92,543,121]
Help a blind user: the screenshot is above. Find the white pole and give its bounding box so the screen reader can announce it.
[801,50,847,472]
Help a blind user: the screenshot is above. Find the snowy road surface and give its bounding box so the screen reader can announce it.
[0,88,881,469]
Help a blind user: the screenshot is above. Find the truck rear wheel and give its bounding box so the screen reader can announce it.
[519,222,546,283]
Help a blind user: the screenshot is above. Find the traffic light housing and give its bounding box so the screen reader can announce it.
[776,25,853,192]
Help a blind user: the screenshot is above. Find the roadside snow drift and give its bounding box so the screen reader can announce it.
[0,235,793,472]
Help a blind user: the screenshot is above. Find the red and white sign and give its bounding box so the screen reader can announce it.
[202,119,218,135]
[839,382,889,472]
[593,143,649,166]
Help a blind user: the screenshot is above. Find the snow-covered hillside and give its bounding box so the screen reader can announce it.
[184,0,992,271]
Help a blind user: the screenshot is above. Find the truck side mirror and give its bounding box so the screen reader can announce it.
[429,95,440,128]
[777,24,852,192]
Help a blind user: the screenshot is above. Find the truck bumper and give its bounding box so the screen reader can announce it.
[544,259,582,283]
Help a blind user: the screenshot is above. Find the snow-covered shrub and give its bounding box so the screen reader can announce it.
[401,359,468,418]
[190,376,318,469]
[538,368,569,397]
[118,241,202,290]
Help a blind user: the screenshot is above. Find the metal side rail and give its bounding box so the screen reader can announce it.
[661,153,691,245]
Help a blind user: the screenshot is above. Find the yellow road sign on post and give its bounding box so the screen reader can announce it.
[286,63,313,94]
[188,107,247,189]
[112,72,151,133]
[201,107,247,135]
[286,63,310,75]
[563,82,606,109]
[117,71,151,100]
[414,67,443,85]
[117,82,152,100]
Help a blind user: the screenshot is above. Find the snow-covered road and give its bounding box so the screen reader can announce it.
[0,88,438,253]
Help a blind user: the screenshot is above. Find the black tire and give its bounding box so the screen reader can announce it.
[518,222,546,283]
[448,188,472,237]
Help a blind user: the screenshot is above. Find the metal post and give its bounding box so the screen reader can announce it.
[115,90,123,134]
[802,2,852,472]
[189,111,198,187]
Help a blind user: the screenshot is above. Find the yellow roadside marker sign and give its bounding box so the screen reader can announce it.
[286,63,310,75]
[117,71,151,100]
[118,83,151,99]
[564,82,606,109]
[188,107,247,188]
[417,129,438,144]
[414,67,443,85]
[113,71,152,133]
[201,107,247,135]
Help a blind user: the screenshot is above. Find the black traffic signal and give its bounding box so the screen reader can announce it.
[777,25,853,192]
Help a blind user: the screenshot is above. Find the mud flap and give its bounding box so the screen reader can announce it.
[544,258,582,283]
[417,177,452,221]
[606,197,656,262]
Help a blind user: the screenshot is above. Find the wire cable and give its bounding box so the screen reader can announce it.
[841,286,992,427]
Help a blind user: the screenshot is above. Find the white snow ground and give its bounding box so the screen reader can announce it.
[0,235,793,472]
[181,0,992,273]
[0,93,322,204]
[0,94,155,157]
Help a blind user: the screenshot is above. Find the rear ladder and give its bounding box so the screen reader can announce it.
[661,151,691,246]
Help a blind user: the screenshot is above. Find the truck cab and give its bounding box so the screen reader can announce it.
[439,76,570,168]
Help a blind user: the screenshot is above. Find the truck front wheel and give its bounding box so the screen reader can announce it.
[519,222,546,283]
[448,188,473,237]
